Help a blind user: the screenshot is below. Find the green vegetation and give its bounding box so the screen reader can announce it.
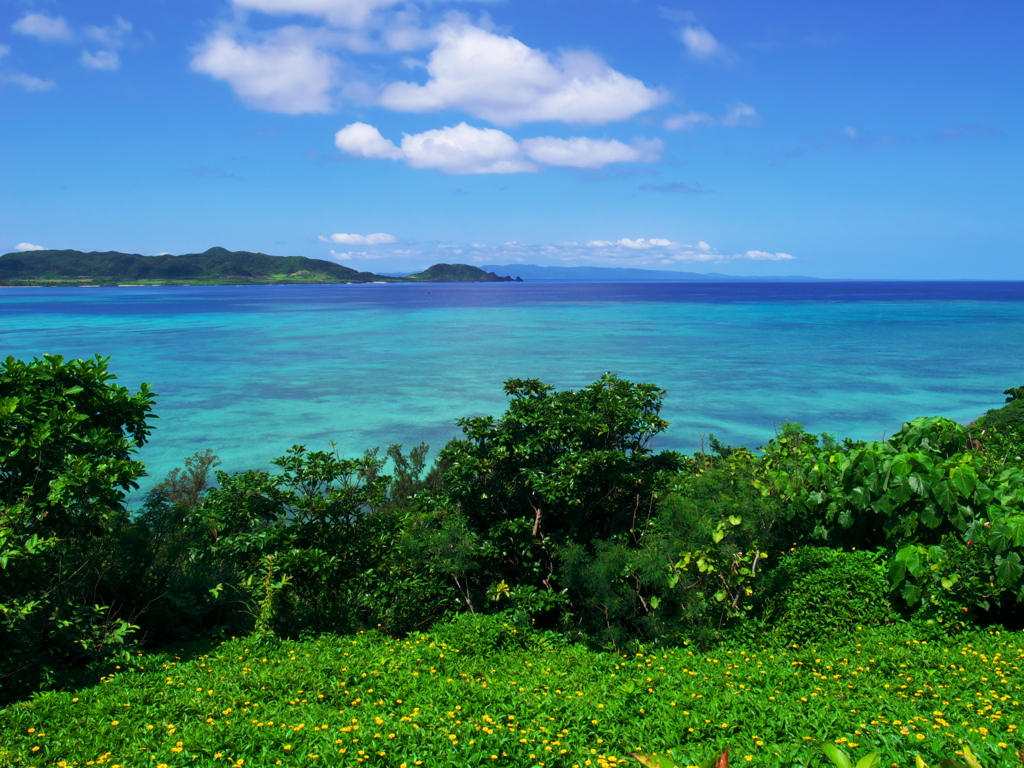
[2,354,1024,766]
[1,621,1022,768]
[0,248,525,286]
[406,263,521,282]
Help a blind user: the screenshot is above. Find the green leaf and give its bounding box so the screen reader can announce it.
[994,552,1023,587]
[820,742,853,768]
[950,465,979,498]
[890,454,913,478]
[854,754,880,768]
[902,581,922,605]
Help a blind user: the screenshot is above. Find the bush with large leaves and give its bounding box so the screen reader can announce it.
[0,354,155,698]
[759,416,1024,625]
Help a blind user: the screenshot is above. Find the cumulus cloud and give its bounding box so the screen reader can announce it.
[678,25,728,61]
[521,136,662,169]
[15,242,46,251]
[379,23,665,126]
[664,102,759,131]
[12,13,73,42]
[335,121,662,174]
[2,72,56,91]
[81,50,120,71]
[334,122,405,158]
[319,232,397,245]
[400,123,536,174]
[191,27,340,114]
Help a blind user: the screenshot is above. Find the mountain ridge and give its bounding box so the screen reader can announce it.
[0,248,522,286]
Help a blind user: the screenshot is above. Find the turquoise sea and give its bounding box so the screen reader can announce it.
[2,281,1023,496]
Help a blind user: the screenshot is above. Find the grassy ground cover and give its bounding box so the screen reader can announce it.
[1,623,1021,768]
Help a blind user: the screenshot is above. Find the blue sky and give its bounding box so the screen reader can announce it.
[1,0,1020,278]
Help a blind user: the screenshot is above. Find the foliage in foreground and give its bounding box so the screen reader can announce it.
[0,618,1022,768]
[3,349,1024,705]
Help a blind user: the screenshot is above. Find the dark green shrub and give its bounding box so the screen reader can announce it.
[762,547,898,642]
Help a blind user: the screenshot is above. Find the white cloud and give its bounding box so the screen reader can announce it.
[521,136,662,169]
[664,102,759,131]
[337,121,531,174]
[2,72,56,91]
[400,123,536,174]
[191,27,339,114]
[319,232,397,245]
[678,25,727,61]
[0,45,10,58]
[334,122,404,158]
[84,17,132,48]
[12,13,73,42]
[15,242,46,251]
[379,23,665,126]
[336,121,662,174]
[81,50,120,71]
[568,238,794,265]
[320,238,795,270]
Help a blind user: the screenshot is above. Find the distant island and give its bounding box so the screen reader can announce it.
[0,248,521,286]
[482,264,826,283]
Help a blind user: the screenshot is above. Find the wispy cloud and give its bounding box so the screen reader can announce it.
[639,182,702,195]
[81,50,120,71]
[767,123,1000,165]
[2,72,56,91]
[319,232,397,245]
[12,13,73,42]
[327,238,795,268]
[678,25,727,61]
[664,102,759,131]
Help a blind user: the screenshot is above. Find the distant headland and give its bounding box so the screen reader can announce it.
[0,247,521,286]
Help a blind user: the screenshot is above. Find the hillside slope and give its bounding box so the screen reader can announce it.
[0,247,386,284]
[407,263,520,282]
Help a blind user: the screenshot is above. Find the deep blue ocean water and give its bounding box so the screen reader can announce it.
[2,281,1023,497]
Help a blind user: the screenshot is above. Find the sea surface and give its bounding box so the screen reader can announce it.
[2,281,1023,498]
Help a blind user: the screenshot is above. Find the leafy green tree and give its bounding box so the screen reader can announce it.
[0,354,155,698]
[436,374,684,635]
[191,444,391,635]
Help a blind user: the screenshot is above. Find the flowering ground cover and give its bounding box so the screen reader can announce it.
[1,624,1021,768]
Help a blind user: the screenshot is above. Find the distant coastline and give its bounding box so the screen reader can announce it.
[0,247,519,287]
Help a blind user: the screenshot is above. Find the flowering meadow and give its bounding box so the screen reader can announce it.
[1,623,1021,768]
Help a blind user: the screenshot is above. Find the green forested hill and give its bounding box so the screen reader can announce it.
[0,246,389,285]
[406,262,521,282]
